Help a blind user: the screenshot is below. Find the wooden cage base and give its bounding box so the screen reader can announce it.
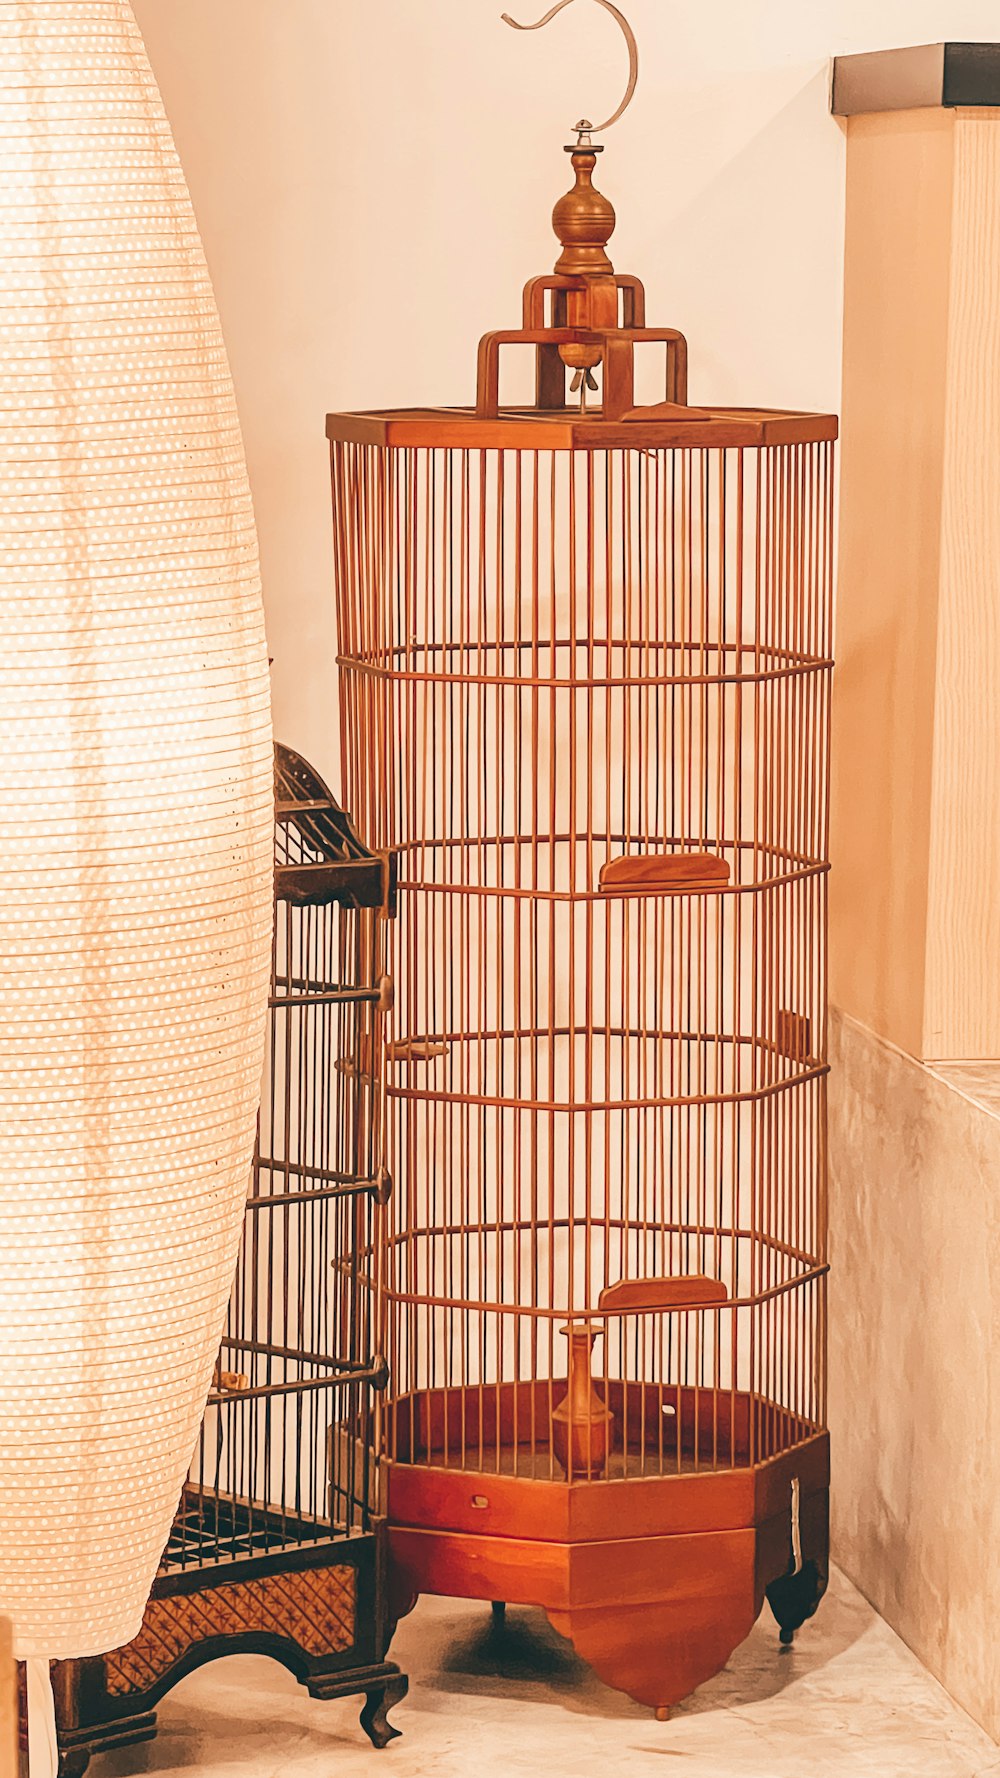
[386,1392,829,1713]
[21,1532,407,1777]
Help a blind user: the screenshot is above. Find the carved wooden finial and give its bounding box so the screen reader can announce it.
[553,139,616,277]
[502,1,636,280]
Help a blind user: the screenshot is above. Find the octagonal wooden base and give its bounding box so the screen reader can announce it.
[386,1385,829,1714]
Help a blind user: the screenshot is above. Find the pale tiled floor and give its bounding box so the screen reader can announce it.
[94,1568,999,1778]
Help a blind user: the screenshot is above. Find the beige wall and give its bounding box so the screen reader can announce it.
[131,0,842,779]
[129,2,1000,786]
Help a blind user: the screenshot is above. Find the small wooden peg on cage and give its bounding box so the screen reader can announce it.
[776,1008,813,1063]
[385,1037,450,1064]
[551,1321,616,1478]
[212,1364,249,1394]
[337,1025,382,1086]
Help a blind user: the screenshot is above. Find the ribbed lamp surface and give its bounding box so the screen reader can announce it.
[0,0,273,1660]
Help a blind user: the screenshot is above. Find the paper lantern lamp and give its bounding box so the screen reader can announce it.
[0,0,273,1758]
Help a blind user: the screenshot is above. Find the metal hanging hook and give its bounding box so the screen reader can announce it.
[501,0,639,136]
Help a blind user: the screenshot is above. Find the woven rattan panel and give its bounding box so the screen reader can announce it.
[105,1566,357,1696]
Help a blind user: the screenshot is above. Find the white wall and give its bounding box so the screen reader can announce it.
[134,0,1000,788]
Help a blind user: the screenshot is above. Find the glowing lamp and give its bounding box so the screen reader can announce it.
[0,1,273,1765]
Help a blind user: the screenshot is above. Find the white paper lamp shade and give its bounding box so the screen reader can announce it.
[0,0,273,1663]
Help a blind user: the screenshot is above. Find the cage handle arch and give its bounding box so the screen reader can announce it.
[501,0,639,135]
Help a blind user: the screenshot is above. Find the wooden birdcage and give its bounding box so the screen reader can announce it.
[38,746,407,1777]
[327,117,836,1716]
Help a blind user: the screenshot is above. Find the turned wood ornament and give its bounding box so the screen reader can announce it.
[551,1323,616,1478]
[553,148,616,278]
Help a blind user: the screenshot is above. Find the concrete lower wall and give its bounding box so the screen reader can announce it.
[829,1007,1000,1740]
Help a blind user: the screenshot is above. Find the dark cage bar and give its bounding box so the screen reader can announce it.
[328,120,836,1717]
[39,745,407,1777]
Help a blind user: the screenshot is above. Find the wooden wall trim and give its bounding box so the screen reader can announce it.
[831,108,954,1054]
[924,110,1000,1058]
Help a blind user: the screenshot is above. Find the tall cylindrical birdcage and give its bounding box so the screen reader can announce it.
[329,125,835,1714]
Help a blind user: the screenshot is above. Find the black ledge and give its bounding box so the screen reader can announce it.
[832,43,1000,116]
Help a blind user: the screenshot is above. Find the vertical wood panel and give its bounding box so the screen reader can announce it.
[925,109,1000,1059]
[831,109,954,1055]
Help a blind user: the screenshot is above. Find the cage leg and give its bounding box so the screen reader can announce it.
[490,1601,507,1627]
[59,1755,91,1778]
[766,1559,825,1647]
[359,1674,408,1749]
[764,1481,829,1646]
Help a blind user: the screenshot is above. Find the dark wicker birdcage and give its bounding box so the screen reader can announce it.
[38,745,407,1778]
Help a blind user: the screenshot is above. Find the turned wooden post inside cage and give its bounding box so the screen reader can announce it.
[328,102,836,1715]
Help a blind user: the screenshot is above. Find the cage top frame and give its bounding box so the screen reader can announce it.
[327,141,836,453]
[274,742,397,912]
[326,405,837,451]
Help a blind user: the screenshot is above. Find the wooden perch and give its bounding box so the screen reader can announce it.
[598,852,731,894]
[598,1275,730,1314]
[386,1039,450,1063]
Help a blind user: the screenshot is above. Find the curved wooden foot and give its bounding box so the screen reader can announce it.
[382,1576,419,1665]
[360,1674,408,1749]
[546,1588,757,1712]
[386,1564,420,1634]
[766,1559,826,1647]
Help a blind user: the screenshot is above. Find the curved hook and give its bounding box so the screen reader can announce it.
[501,0,639,134]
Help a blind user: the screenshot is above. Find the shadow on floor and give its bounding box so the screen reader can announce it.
[425,1578,869,1723]
[87,1664,379,1777]
[87,1576,873,1770]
